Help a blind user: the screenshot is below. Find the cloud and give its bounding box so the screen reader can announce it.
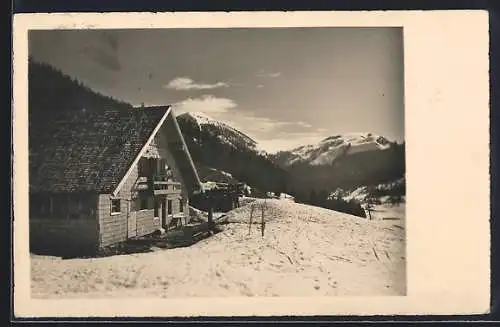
[222,114,324,146]
[228,117,328,152]
[165,77,229,91]
[256,70,281,78]
[227,115,289,135]
[254,125,331,152]
[256,84,265,88]
[174,95,237,114]
[296,121,313,128]
[257,134,326,153]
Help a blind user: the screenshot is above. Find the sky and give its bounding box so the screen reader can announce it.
[29,27,405,153]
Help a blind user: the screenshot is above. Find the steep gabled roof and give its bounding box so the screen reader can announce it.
[112,106,203,197]
[29,105,202,195]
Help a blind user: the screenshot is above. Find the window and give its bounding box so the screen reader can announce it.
[139,158,155,177]
[138,158,147,176]
[178,198,183,213]
[111,199,121,214]
[166,167,173,181]
[167,199,173,215]
[35,196,53,218]
[159,159,167,177]
[30,196,46,219]
[69,198,83,219]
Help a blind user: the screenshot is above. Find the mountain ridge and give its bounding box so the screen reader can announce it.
[271,132,396,167]
[176,111,259,151]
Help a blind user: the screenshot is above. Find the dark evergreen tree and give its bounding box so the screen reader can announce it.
[309,189,317,206]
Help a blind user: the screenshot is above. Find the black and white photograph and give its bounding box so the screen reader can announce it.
[13,11,490,317]
[27,26,406,298]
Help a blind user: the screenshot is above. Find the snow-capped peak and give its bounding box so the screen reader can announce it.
[177,111,258,151]
[181,111,220,127]
[277,132,393,166]
[177,112,275,157]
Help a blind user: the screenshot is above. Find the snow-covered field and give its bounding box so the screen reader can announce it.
[31,199,405,299]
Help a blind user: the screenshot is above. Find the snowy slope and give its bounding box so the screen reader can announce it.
[275,133,392,166]
[31,199,405,299]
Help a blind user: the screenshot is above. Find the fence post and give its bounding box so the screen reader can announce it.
[248,204,254,235]
[366,203,372,220]
[261,200,266,237]
[261,206,265,237]
[208,206,214,233]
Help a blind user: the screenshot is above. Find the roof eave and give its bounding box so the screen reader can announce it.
[168,109,204,194]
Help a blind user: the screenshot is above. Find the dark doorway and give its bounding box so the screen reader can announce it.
[167,199,173,215]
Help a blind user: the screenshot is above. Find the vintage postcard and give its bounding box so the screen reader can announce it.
[12,10,490,318]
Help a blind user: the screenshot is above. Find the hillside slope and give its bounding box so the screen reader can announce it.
[31,199,405,298]
[178,111,258,151]
[29,59,132,119]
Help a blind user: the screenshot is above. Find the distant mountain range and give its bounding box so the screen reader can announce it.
[29,59,405,205]
[271,132,392,167]
[269,133,405,202]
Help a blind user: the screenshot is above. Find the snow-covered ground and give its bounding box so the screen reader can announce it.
[365,203,405,228]
[31,199,405,298]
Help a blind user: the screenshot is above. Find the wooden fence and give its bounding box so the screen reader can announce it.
[190,183,244,213]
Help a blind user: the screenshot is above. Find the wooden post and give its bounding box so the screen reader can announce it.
[261,204,265,237]
[248,204,254,235]
[208,206,214,233]
[366,203,372,220]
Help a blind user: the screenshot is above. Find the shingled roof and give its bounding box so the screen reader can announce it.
[29,105,200,194]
